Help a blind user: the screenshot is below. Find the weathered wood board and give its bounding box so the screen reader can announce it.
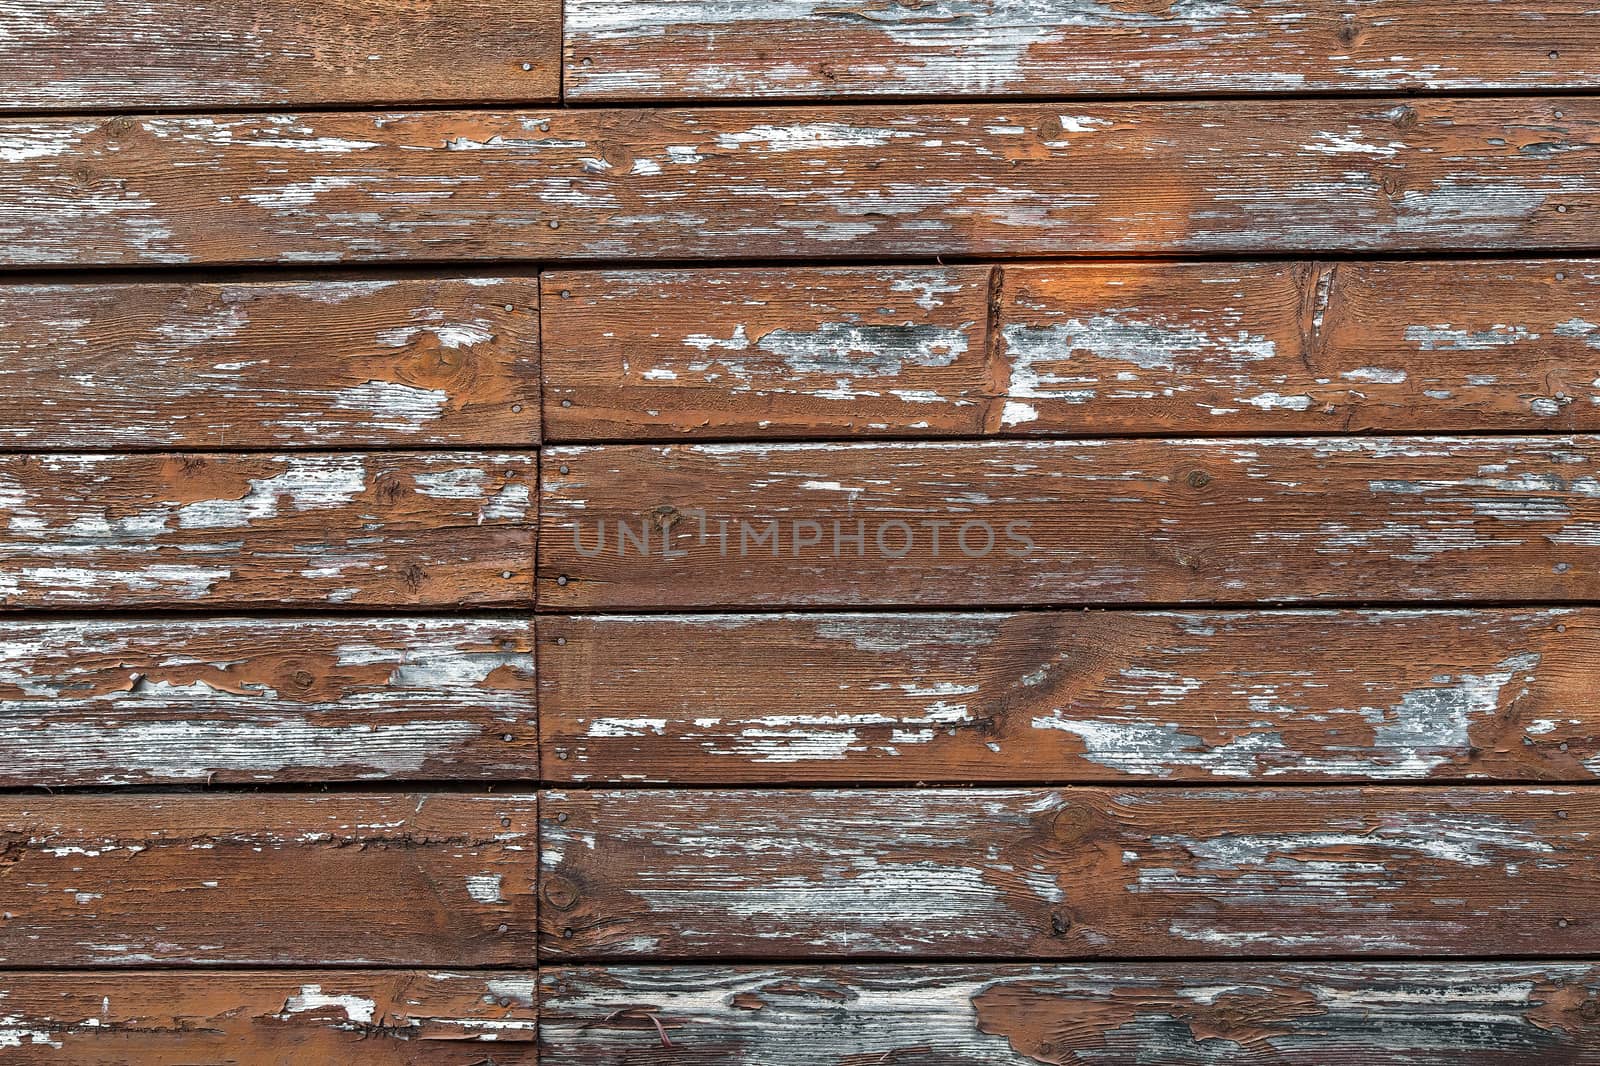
[0,0,561,110]
[540,787,1597,959]
[0,793,537,966]
[540,609,1599,784]
[998,259,1600,435]
[538,437,1600,609]
[0,279,538,449]
[0,969,536,1063]
[541,962,1600,1064]
[542,259,1600,439]
[0,617,535,786]
[0,451,534,608]
[5,99,1600,265]
[541,266,991,439]
[563,0,1600,101]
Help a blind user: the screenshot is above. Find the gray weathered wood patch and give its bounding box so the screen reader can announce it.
[541,787,1597,959]
[0,617,535,786]
[0,452,534,608]
[0,279,538,449]
[564,0,1600,101]
[542,962,1600,1064]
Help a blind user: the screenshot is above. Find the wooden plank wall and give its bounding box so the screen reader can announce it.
[4,2,1600,1062]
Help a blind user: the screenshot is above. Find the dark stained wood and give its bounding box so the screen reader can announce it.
[0,451,534,608]
[538,437,1600,609]
[540,786,1599,959]
[541,609,1600,784]
[541,266,990,440]
[5,99,1600,265]
[541,260,1600,439]
[0,969,535,1063]
[0,0,560,110]
[0,617,534,786]
[563,0,1600,101]
[0,793,536,966]
[542,962,1600,1064]
[0,279,538,449]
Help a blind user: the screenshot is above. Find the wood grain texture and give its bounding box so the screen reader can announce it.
[5,99,1600,266]
[541,266,990,440]
[540,609,1600,784]
[542,260,1600,439]
[540,786,1598,959]
[563,0,1600,101]
[0,452,534,608]
[0,793,536,966]
[0,279,538,449]
[0,617,534,786]
[999,259,1600,435]
[0,969,535,1063]
[0,0,559,109]
[542,963,1600,1065]
[538,437,1600,609]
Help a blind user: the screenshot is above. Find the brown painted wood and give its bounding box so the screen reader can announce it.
[0,0,559,110]
[541,266,990,440]
[0,793,536,966]
[0,279,538,449]
[6,99,1600,265]
[538,437,1600,609]
[0,969,535,1063]
[542,260,1600,439]
[0,617,534,786]
[542,963,1600,1064]
[541,609,1600,785]
[0,451,534,608]
[563,0,1599,102]
[999,259,1600,435]
[540,786,1598,959]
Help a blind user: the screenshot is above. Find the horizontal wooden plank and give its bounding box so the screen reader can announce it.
[542,260,1600,439]
[0,0,559,110]
[541,609,1600,784]
[0,452,534,608]
[538,437,1600,609]
[0,279,538,449]
[0,793,535,966]
[540,266,991,439]
[564,0,1600,101]
[999,259,1600,435]
[542,962,1600,1064]
[539,786,1597,959]
[5,99,1599,265]
[0,969,535,1062]
[0,617,534,786]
